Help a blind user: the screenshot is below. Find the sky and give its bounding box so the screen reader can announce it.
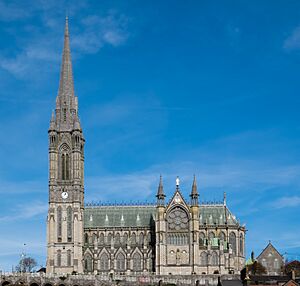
[0,0,300,271]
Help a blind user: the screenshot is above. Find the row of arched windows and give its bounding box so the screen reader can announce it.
[56,249,72,267]
[167,233,189,245]
[57,206,72,242]
[85,232,151,246]
[200,251,219,266]
[84,252,144,272]
[199,231,244,256]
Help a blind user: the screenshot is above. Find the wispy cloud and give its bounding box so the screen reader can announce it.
[283,26,300,51]
[270,196,300,209]
[0,1,30,22]
[72,12,129,54]
[0,10,129,78]
[0,201,47,222]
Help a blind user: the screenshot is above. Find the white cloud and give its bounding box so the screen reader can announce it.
[270,196,300,209]
[284,26,300,51]
[72,13,129,53]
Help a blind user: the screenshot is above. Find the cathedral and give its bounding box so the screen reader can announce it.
[46,18,246,276]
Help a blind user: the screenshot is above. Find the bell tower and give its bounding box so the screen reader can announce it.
[46,17,85,274]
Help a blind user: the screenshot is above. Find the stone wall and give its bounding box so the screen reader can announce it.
[1,273,241,286]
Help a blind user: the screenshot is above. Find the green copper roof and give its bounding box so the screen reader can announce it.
[83,204,239,228]
[84,205,156,228]
[199,205,239,226]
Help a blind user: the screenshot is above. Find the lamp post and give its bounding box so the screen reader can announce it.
[21,243,26,273]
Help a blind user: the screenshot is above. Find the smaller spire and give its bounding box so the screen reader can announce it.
[190,175,199,206]
[156,175,165,206]
[49,110,56,131]
[223,192,227,206]
[191,175,198,195]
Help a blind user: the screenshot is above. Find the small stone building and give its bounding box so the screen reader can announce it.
[256,242,284,275]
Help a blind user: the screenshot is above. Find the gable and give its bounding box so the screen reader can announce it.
[257,243,283,261]
[166,190,190,214]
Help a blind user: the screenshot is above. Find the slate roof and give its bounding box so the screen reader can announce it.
[84,205,156,229]
[83,204,240,228]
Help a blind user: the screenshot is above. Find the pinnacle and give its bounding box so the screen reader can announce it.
[191,174,198,196]
[157,175,165,198]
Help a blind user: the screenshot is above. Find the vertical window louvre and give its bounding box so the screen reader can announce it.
[57,250,61,267]
[67,250,71,266]
[66,154,69,180]
[67,207,72,241]
[61,154,65,180]
[57,207,62,240]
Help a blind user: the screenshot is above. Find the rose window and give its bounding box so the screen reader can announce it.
[167,207,189,230]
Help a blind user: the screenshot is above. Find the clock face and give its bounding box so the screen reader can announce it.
[61,191,68,199]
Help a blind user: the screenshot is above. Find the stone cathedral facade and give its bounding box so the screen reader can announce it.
[46,19,246,276]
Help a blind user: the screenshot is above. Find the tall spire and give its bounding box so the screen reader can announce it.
[58,16,75,103]
[54,17,79,130]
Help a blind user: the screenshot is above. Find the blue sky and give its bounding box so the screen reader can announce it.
[0,0,300,271]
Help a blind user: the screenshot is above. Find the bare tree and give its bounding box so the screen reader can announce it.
[16,257,37,273]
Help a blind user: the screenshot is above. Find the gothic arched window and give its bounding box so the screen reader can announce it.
[211,251,218,266]
[147,232,152,245]
[208,231,215,241]
[115,233,121,245]
[60,146,70,181]
[107,233,112,245]
[139,233,144,245]
[57,207,62,241]
[99,233,104,245]
[200,252,208,266]
[84,254,93,272]
[131,233,136,245]
[84,233,89,244]
[122,233,128,245]
[220,231,226,242]
[67,249,71,267]
[229,232,236,255]
[239,234,243,256]
[57,250,61,267]
[100,253,109,271]
[199,232,205,247]
[132,253,142,271]
[116,253,125,271]
[67,206,72,242]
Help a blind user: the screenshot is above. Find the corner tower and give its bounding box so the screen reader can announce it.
[46,18,85,274]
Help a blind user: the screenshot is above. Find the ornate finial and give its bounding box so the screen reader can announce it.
[223,192,226,206]
[176,176,180,188]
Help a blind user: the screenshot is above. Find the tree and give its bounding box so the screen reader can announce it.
[247,261,267,275]
[284,260,300,276]
[16,257,37,273]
